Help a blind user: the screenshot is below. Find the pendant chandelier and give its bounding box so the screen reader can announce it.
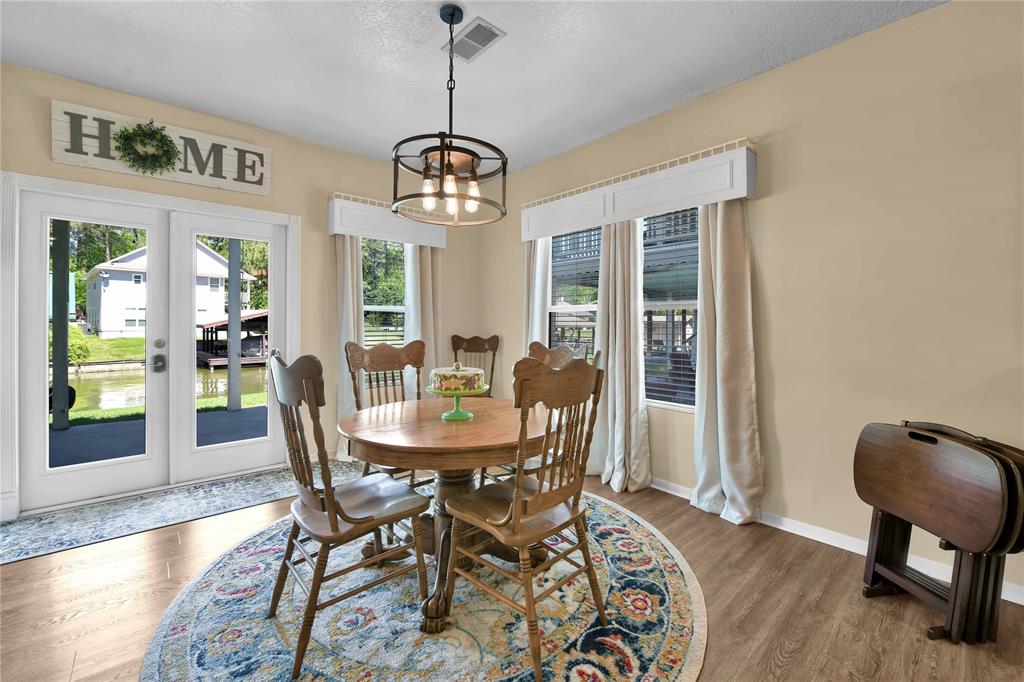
[391,4,507,227]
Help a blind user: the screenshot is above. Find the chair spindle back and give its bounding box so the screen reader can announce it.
[498,356,604,530]
[344,340,426,410]
[270,350,370,532]
[451,334,499,397]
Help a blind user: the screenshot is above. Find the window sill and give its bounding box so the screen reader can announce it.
[646,399,695,415]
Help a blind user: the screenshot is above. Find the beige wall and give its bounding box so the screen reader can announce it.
[1,61,480,452]
[478,3,1024,586]
[3,3,1022,588]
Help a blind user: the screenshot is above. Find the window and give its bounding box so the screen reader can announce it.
[362,238,405,346]
[125,319,137,327]
[642,208,698,406]
[137,318,146,327]
[209,277,220,291]
[548,227,601,359]
[132,273,144,284]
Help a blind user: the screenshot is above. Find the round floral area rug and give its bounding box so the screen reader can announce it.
[142,493,706,681]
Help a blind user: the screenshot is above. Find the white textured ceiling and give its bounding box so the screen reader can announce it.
[1,1,938,170]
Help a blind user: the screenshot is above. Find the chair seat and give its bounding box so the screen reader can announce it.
[292,473,429,543]
[446,477,579,547]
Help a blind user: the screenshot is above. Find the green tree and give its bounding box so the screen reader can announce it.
[242,240,269,309]
[68,222,146,274]
[361,239,405,306]
[74,270,88,316]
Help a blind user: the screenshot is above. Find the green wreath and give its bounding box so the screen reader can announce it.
[113,119,181,175]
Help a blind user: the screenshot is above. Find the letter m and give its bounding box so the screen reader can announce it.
[180,137,227,179]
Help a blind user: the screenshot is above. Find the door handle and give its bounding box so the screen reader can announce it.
[152,354,167,373]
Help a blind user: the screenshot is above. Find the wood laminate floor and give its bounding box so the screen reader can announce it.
[1,481,1021,681]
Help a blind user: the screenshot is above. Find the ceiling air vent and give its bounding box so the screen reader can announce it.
[442,17,506,62]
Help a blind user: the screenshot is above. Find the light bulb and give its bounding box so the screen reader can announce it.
[443,165,459,215]
[421,176,437,211]
[465,177,480,214]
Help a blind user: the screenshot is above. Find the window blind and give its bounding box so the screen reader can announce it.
[642,208,698,406]
[550,227,601,307]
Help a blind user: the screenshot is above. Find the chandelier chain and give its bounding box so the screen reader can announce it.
[446,20,455,134]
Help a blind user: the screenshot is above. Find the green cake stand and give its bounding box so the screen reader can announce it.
[426,384,490,421]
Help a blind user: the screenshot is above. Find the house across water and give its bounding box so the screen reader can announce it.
[85,241,255,338]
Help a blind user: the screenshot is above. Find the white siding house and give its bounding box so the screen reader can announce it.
[85,242,254,338]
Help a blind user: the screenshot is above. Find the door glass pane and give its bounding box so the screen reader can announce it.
[194,235,269,446]
[49,220,148,467]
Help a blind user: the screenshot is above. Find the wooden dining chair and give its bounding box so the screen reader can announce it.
[451,334,499,397]
[266,350,429,679]
[484,345,600,486]
[344,340,432,489]
[443,356,607,681]
[527,340,585,369]
[451,334,501,486]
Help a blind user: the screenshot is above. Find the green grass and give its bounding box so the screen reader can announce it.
[81,336,147,362]
[57,392,267,427]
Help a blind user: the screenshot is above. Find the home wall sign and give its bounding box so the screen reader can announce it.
[51,101,272,196]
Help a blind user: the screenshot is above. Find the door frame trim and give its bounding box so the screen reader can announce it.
[0,172,302,520]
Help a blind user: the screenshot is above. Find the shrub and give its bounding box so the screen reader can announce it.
[50,324,91,367]
[68,325,90,366]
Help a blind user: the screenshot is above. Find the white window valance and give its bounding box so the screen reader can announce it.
[328,194,446,248]
[520,144,756,241]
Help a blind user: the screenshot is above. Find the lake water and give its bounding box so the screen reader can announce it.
[69,366,268,411]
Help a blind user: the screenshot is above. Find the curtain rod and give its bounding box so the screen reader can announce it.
[521,137,752,211]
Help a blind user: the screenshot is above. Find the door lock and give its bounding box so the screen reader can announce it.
[152,354,167,373]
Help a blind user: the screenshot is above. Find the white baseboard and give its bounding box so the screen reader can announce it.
[650,477,693,500]
[0,492,18,522]
[650,477,1024,607]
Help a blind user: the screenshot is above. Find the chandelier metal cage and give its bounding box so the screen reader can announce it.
[391,4,508,227]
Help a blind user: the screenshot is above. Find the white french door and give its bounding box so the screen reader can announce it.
[168,212,287,482]
[17,188,290,512]
[18,192,170,510]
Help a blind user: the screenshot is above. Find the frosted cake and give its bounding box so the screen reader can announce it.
[428,361,486,394]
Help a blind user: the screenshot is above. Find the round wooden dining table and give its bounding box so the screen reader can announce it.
[338,396,548,633]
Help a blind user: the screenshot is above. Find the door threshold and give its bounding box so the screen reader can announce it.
[17,463,289,517]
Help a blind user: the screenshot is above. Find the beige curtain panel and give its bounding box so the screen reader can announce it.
[523,237,552,354]
[335,234,364,418]
[405,243,444,383]
[691,200,764,525]
[591,220,652,493]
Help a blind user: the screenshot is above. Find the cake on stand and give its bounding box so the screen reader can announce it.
[426,362,489,421]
